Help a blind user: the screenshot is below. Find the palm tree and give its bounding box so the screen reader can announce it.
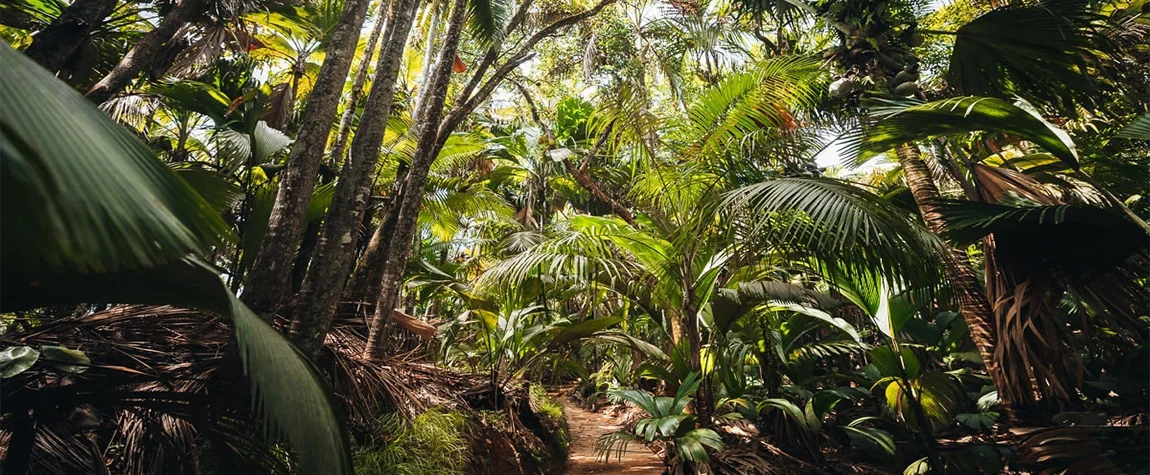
[289,0,422,358]
[363,0,624,359]
[242,0,373,315]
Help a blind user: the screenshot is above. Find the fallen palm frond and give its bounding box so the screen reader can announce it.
[0,305,470,474]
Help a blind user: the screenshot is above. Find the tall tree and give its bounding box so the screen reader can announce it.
[360,0,620,358]
[21,0,118,73]
[290,0,421,357]
[241,0,374,314]
[894,144,1015,421]
[328,4,389,165]
[85,0,206,103]
[362,0,468,360]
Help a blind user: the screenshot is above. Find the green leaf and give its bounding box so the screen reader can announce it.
[1115,113,1150,140]
[863,97,1078,169]
[769,302,862,343]
[675,428,723,463]
[1,43,229,284]
[0,44,351,475]
[551,316,623,345]
[466,0,509,46]
[843,425,896,458]
[38,345,90,373]
[870,346,921,379]
[724,178,945,286]
[946,1,1111,114]
[956,412,999,431]
[0,346,40,378]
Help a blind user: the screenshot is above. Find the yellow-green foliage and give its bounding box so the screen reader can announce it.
[355,410,469,475]
[528,384,570,461]
[529,383,565,423]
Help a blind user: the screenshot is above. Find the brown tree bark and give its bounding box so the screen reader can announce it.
[328,4,389,166]
[85,0,204,103]
[290,0,421,358]
[240,0,372,315]
[362,0,467,360]
[345,182,405,308]
[362,0,619,360]
[22,0,118,73]
[894,144,1017,422]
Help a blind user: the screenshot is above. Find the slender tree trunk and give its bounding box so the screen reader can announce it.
[23,0,118,73]
[329,4,389,165]
[346,182,405,306]
[895,144,1017,423]
[363,0,467,360]
[241,0,372,314]
[290,0,420,358]
[85,0,204,103]
[410,0,441,120]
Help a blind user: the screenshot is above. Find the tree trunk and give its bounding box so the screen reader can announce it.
[410,0,441,121]
[894,144,1017,423]
[22,0,118,73]
[328,4,389,165]
[346,182,405,307]
[240,0,372,315]
[290,0,420,358]
[85,0,204,103]
[363,0,467,360]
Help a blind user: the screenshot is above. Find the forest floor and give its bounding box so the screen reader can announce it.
[562,398,664,475]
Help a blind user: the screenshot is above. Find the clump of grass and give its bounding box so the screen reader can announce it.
[528,383,570,462]
[529,384,565,423]
[354,410,469,475]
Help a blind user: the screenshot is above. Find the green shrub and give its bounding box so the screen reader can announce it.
[355,410,469,475]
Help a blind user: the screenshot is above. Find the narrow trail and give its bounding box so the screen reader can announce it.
[561,398,664,475]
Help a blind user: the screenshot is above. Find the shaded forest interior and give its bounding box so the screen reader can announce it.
[1,0,1148,474]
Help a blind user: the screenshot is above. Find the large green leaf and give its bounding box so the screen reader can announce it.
[0,43,351,475]
[863,97,1079,169]
[724,177,944,285]
[1,44,229,281]
[946,0,1111,114]
[551,316,623,345]
[0,346,40,378]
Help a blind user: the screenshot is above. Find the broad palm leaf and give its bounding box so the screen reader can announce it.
[0,43,352,475]
[945,0,1113,114]
[723,177,945,285]
[861,96,1079,169]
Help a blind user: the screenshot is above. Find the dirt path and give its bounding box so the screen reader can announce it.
[562,399,664,475]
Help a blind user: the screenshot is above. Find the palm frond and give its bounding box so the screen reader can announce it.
[946,0,1112,114]
[0,44,351,475]
[466,0,509,46]
[723,177,944,285]
[862,96,1079,169]
[676,55,825,160]
[1115,112,1149,140]
[0,43,228,282]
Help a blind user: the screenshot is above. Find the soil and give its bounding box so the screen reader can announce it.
[562,398,664,475]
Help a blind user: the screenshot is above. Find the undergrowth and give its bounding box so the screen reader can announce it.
[529,384,565,422]
[354,410,469,475]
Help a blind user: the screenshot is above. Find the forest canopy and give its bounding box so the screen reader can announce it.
[1,0,1147,474]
